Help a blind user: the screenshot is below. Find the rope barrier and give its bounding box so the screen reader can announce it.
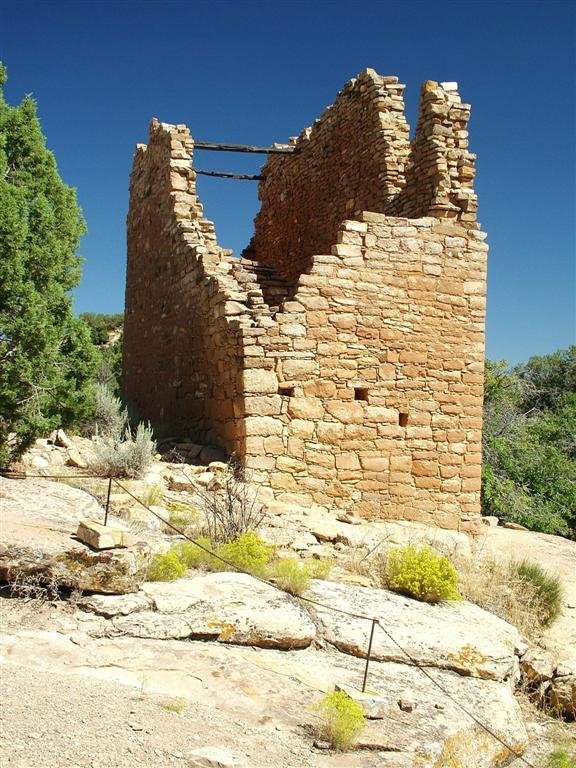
[0,468,539,765]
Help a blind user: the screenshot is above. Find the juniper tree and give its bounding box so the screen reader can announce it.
[0,63,96,466]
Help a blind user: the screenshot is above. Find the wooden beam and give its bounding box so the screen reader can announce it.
[195,169,265,181]
[194,140,295,155]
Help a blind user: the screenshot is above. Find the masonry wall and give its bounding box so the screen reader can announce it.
[240,215,487,531]
[244,69,410,285]
[124,70,488,532]
[245,70,478,287]
[124,120,250,451]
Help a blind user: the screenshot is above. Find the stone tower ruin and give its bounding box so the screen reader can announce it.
[124,69,488,532]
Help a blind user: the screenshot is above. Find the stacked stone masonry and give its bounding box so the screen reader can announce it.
[124,68,488,532]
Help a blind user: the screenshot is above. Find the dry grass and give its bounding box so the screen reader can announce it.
[456,554,559,636]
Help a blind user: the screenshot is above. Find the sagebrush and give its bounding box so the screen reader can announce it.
[90,422,156,478]
[89,383,128,439]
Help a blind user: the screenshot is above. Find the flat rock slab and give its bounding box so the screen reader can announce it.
[0,477,151,594]
[0,629,529,768]
[478,526,576,665]
[80,572,317,649]
[308,580,527,682]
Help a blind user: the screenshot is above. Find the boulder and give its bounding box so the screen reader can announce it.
[354,660,529,767]
[55,429,73,449]
[141,573,316,648]
[66,449,88,469]
[308,580,527,682]
[520,647,556,683]
[79,592,152,617]
[0,477,151,594]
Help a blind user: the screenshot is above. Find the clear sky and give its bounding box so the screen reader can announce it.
[1,0,574,364]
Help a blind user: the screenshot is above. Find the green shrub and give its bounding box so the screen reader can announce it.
[306,557,333,579]
[271,558,312,596]
[311,690,366,751]
[271,557,333,596]
[172,538,220,571]
[546,749,576,768]
[513,560,563,627]
[146,551,186,581]
[171,532,272,577]
[218,531,273,577]
[385,545,462,603]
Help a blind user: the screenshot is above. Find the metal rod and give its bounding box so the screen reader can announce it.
[194,140,294,155]
[104,477,112,526]
[362,618,378,692]
[195,169,265,181]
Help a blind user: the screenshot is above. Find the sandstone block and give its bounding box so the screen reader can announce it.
[364,406,397,423]
[288,398,324,420]
[289,419,315,439]
[76,520,134,550]
[412,460,438,478]
[360,456,389,472]
[281,359,317,378]
[335,453,361,471]
[325,401,364,424]
[316,422,345,445]
[242,369,278,395]
[244,416,283,437]
[243,395,282,416]
[305,449,335,469]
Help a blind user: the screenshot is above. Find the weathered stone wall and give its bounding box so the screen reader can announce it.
[240,215,487,530]
[244,69,410,285]
[124,70,488,531]
[124,120,250,451]
[244,70,478,288]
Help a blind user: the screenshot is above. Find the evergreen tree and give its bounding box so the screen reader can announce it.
[0,63,96,466]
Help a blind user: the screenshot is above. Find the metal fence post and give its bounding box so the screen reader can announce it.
[103,477,112,526]
[362,618,378,693]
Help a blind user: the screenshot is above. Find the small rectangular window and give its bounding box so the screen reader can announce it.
[354,387,369,402]
[278,385,294,397]
[399,412,409,427]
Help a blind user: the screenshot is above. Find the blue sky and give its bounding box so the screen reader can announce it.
[1,0,574,364]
